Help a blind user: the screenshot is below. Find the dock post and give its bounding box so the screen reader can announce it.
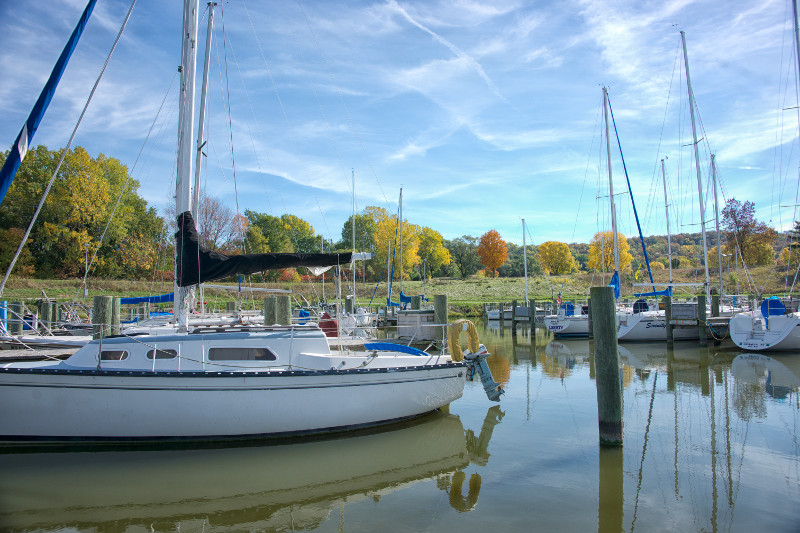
[263,297,276,325]
[711,295,720,317]
[499,301,505,321]
[664,296,673,345]
[411,295,422,310]
[587,297,593,339]
[483,303,488,320]
[698,294,708,347]
[111,297,121,336]
[345,295,354,314]
[276,295,291,326]
[8,302,23,335]
[434,295,448,346]
[39,300,51,332]
[226,301,236,313]
[92,295,113,340]
[511,299,518,330]
[590,286,623,447]
[531,300,537,337]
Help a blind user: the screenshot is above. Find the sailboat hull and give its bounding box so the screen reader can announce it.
[0,365,465,441]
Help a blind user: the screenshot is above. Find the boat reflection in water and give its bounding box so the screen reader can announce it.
[0,407,504,531]
[731,352,800,399]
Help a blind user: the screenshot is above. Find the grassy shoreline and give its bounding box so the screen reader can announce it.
[1,263,789,308]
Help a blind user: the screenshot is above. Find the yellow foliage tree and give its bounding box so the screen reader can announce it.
[537,241,575,275]
[417,226,451,277]
[477,229,508,277]
[587,231,634,272]
[370,207,420,281]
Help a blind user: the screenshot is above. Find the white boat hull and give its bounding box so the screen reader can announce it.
[616,311,699,342]
[729,311,800,351]
[0,326,467,441]
[0,366,464,440]
[544,314,588,337]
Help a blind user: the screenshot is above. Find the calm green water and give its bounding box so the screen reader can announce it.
[1,322,798,532]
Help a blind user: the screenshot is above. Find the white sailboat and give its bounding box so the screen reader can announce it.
[0,0,501,443]
[729,0,800,352]
[545,87,619,338]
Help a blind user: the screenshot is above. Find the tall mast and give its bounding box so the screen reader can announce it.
[193,2,215,216]
[399,187,403,294]
[351,169,356,304]
[680,30,711,296]
[522,219,529,307]
[661,159,673,284]
[175,0,199,332]
[712,154,723,296]
[603,87,620,274]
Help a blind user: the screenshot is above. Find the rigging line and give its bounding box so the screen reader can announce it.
[211,25,276,219]
[279,3,352,202]
[239,0,335,243]
[607,95,655,288]
[219,4,240,216]
[73,71,179,304]
[648,44,682,237]
[571,100,603,244]
[295,0,392,211]
[0,0,138,298]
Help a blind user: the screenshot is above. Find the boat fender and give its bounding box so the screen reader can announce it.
[448,319,480,362]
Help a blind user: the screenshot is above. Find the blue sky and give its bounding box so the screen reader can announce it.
[1,0,798,249]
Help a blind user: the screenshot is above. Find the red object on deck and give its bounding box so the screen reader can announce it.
[319,312,338,337]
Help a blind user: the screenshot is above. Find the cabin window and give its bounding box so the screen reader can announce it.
[100,350,128,361]
[146,348,177,360]
[207,347,277,361]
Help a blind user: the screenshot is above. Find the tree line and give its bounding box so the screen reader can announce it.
[0,146,793,284]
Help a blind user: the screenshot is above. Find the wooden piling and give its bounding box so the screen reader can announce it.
[590,286,623,447]
[664,296,673,345]
[8,302,23,335]
[530,300,537,337]
[434,295,448,344]
[411,295,422,310]
[263,297,276,325]
[276,295,291,326]
[698,294,708,347]
[39,300,51,331]
[110,297,121,336]
[92,296,113,340]
[226,301,236,313]
[587,297,593,339]
[511,299,518,329]
[711,295,719,317]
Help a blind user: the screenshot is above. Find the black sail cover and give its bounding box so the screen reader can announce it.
[176,211,353,287]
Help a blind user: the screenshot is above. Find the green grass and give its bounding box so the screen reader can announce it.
[0,263,790,312]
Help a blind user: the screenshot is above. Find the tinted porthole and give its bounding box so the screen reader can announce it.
[207,347,277,361]
[146,348,177,360]
[100,350,128,361]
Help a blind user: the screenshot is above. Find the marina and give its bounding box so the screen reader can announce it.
[1,320,797,531]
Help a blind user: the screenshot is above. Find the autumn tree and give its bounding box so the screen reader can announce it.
[477,229,508,277]
[417,227,451,277]
[537,241,575,275]
[340,212,377,254]
[587,231,634,272]
[721,199,776,266]
[245,210,292,253]
[446,236,481,278]
[0,145,165,279]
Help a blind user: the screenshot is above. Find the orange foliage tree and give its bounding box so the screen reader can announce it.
[477,229,508,277]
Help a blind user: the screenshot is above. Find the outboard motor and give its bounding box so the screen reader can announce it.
[463,344,504,402]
